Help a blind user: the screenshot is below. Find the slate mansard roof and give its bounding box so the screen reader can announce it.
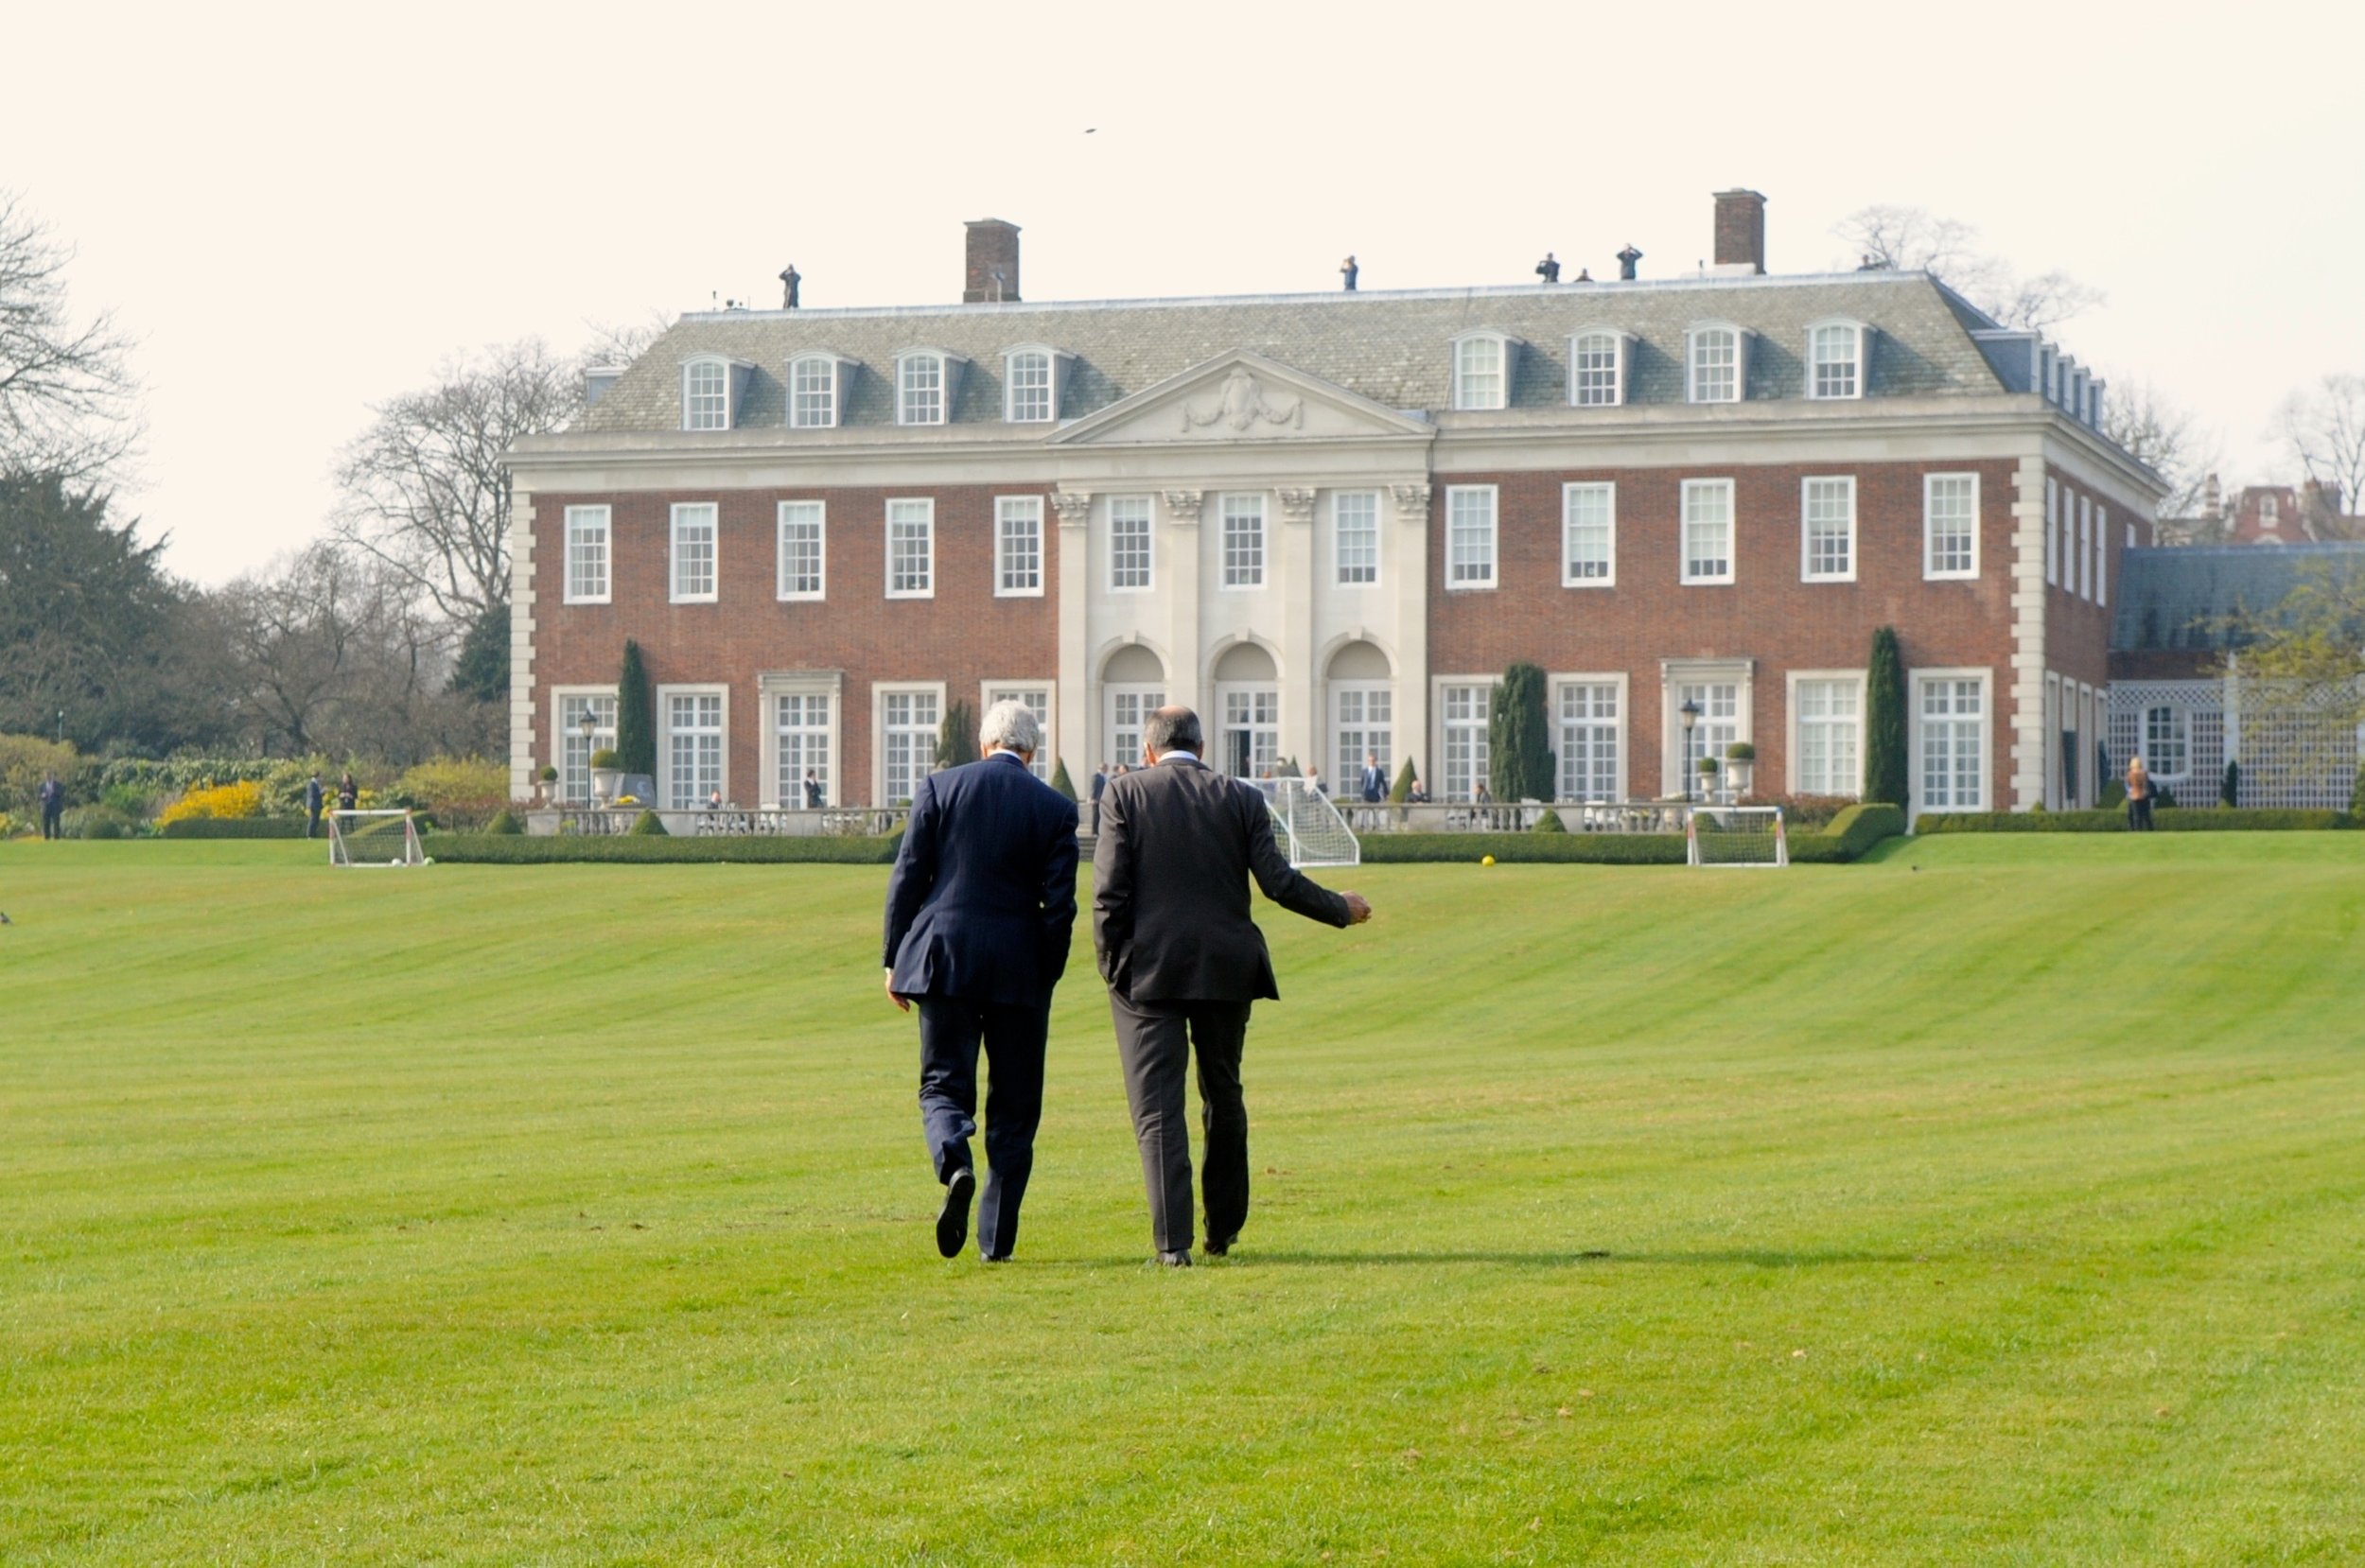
[2112,543,2365,654]
[576,270,2025,435]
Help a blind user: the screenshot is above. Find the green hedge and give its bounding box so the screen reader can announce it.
[1358,802,1906,865]
[1788,803,1907,862]
[430,833,904,864]
[160,816,310,839]
[1916,808,2355,834]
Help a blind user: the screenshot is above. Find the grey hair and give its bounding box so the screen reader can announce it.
[979,698,1042,756]
[1143,706,1202,756]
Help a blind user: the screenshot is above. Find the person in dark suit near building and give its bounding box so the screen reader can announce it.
[1094,706,1373,1266]
[304,772,324,838]
[883,699,1081,1262]
[1358,753,1388,804]
[1090,764,1108,833]
[802,771,824,809]
[38,774,65,840]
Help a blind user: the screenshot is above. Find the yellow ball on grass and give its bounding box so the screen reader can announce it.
[1481,854,1496,867]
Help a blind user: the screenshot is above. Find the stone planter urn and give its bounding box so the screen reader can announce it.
[590,768,622,807]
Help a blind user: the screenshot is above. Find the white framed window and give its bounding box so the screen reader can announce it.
[777,501,825,601]
[670,502,718,603]
[790,355,841,428]
[1453,334,1508,410]
[886,498,935,599]
[898,352,946,426]
[876,684,943,807]
[1106,683,1166,768]
[1806,321,1865,400]
[1446,485,1498,589]
[552,688,618,804]
[1686,323,1744,403]
[2076,493,2091,599]
[660,687,727,810]
[1681,479,1735,584]
[1789,672,1865,797]
[1006,350,1053,423]
[765,682,836,808]
[2045,478,2059,586]
[2094,502,2108,606]
[1438,681,1492,802]
[1923,473,1979,580]
[1334,491,1380,585]
[682,357,730,431]
[1568,331,1626,407]
[1222,494,1266,589]
[1332,683,1393,793]
[1661,661,1753,801]
[1914,671,1988,813]
[564,505,611,603]
[995,496,1043,597]
[1109,496,1153,592]
[1555,679,1622,802]
[1215,685,1281,779]
[981,682,1055,782]
[1677,682,1739,784]
[1562,481,1615,585]
[1801,477,1856,582]
[2145,704,2189,778]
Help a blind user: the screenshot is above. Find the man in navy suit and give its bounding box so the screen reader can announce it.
[884,699,1081,1261]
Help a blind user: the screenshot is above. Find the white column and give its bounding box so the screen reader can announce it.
[1391,482,1432,792]
[1276,488,1319,768]
[1164,490,1204,713]
[508,493,539,803]
[1052,490,1092,785]
[2007,454,2049,810]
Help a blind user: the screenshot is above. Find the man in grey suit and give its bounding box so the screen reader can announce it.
[1094,706,1373,1266]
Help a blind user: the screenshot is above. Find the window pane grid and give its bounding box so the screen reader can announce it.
[1680,683,1738,780]
[1795,678,1862,795]
[1690,329,1738,402]
[1803,478,1854,579]
[2145,705,2188,776]
[997,497,1042,594]
[1007,352,1052,422]
[899,356,943,425]
[1919,677,1985,810]
[888,500,934,596]
[791,357,835,427]
[566,506,609,601]
[1333,686,1393,790]
[883,690,939,805]
[778,501,823,599]
[671,504,717,600]
[666,693,723,810]
[1926,475,1978,576]
[1110,497,1152,590]
[1223,496,1265,587]
[776,693,832,806]
[1456,338,1504,409]
[1572,334,1620,406]
[1335,491,1379,584]
[1447,487,1496,586]
[558,694,617,802]
[1682,481,1733,582]
[1557,683,1619,801]
[1563,482,1614,582]
[686,361,728,430]
[1444,684,1491,801]
[1811,324,1859,398]
[1107,687,1165,768]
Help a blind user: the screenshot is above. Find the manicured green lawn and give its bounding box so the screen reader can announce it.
[2,835,2360,1565]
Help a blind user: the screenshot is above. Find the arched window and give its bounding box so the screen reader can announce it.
[681,357,732,430]
[1003,346,1068,423]
[1568,330,1629,407]
[788,354,850,429]
[1685,323,1747,404]
[1452,332,1513,410]
[1807,320,1868,400]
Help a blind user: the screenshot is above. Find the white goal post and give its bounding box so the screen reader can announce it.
[328,809,427,868]
[1686,805,1787,868]
[1266,778,1361,868]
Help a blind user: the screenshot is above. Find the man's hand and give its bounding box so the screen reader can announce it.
[1341,892,1373,925]
[885,969,910,1012]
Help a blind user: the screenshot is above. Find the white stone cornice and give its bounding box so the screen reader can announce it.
[1163,490,1204,526]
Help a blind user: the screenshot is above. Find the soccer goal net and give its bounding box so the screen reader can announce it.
[328,810,426,868]
[1267,778,1360,868]
[1687,805,1787,867]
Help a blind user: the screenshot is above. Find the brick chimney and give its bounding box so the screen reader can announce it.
[964,218,1021,304]
[1712,189,1766,275]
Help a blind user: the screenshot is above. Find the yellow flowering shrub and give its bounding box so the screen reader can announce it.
[157,780,266,827]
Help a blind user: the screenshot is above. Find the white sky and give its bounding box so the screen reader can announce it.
[9,0,2362,584]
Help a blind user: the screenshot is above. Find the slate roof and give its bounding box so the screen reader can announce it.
[578,270,2015,435]
[2111,543,2365,653]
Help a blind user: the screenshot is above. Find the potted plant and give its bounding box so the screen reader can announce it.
[1725,740,1755,797]
[1696,754,1721,804]
[588,748,622,806]
[538,763,560,805]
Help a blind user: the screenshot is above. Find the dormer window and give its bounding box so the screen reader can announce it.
[1807,320,1868,400]
[895,348,968,427]
[1568,331,1630,407]
[682,356,748,431]
[789,353,851,429]
[1452,332,1515,410]
[1002,345,1073,424]
[1686,323,1749,404]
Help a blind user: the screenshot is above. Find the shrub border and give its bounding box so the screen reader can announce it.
[429,833,904,864]
[1915,807,2355,834]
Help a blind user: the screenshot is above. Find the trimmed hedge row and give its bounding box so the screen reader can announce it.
[1360,802,1907,864]
[1790,803,1907,862]
[1916,807,2355,834]
[160,816,310,840]
[429,832,904,864]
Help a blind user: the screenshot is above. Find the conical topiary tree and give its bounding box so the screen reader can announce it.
[1389,758,1418,803]
[1488,661,1554,802]
[1049,758,1077,802]
[616,639,657,778]
[936,699,977,773]
[1865,626,1908,812]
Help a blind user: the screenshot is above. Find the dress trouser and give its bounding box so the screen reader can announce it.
[917,995,1048,1259]
[1107,993,1253,1255]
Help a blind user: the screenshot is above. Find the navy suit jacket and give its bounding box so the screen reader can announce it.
[883,753,1081,1007]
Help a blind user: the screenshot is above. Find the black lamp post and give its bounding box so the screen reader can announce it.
[575,709,598,803]
[1678,698,1702,805]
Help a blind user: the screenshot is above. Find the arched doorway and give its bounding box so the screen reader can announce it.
[1326,640,1394,797]
[1101,644,1165,768]
[1213,641,1280,778]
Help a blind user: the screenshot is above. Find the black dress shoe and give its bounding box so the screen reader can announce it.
[937,1168,975,1259]
[1204,1233,1236,1258]
[1154,1249,1193,1268]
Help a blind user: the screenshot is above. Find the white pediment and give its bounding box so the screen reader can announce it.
[1047,350,1433,446]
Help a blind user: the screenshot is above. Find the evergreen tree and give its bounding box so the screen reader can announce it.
[1389,757,1418,803]
[1048,758,1077,801]
[1865,626,1908,811]
[615,639,656,776]
[936,699,977,772]
[447,601,510,705]
[1487,661,1554,801]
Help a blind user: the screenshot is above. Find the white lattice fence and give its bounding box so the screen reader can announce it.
[2110,677,2360,810]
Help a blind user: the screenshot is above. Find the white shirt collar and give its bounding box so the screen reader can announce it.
[1154,750,1199,764]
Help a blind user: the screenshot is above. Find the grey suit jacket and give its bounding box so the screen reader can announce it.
[1093,756,1351,1002]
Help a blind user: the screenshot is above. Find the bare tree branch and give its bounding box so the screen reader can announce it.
[2276,373,2365,521]
[1831,203,2104,330]
[0,190,140,483]
[2103,379,2220,518]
